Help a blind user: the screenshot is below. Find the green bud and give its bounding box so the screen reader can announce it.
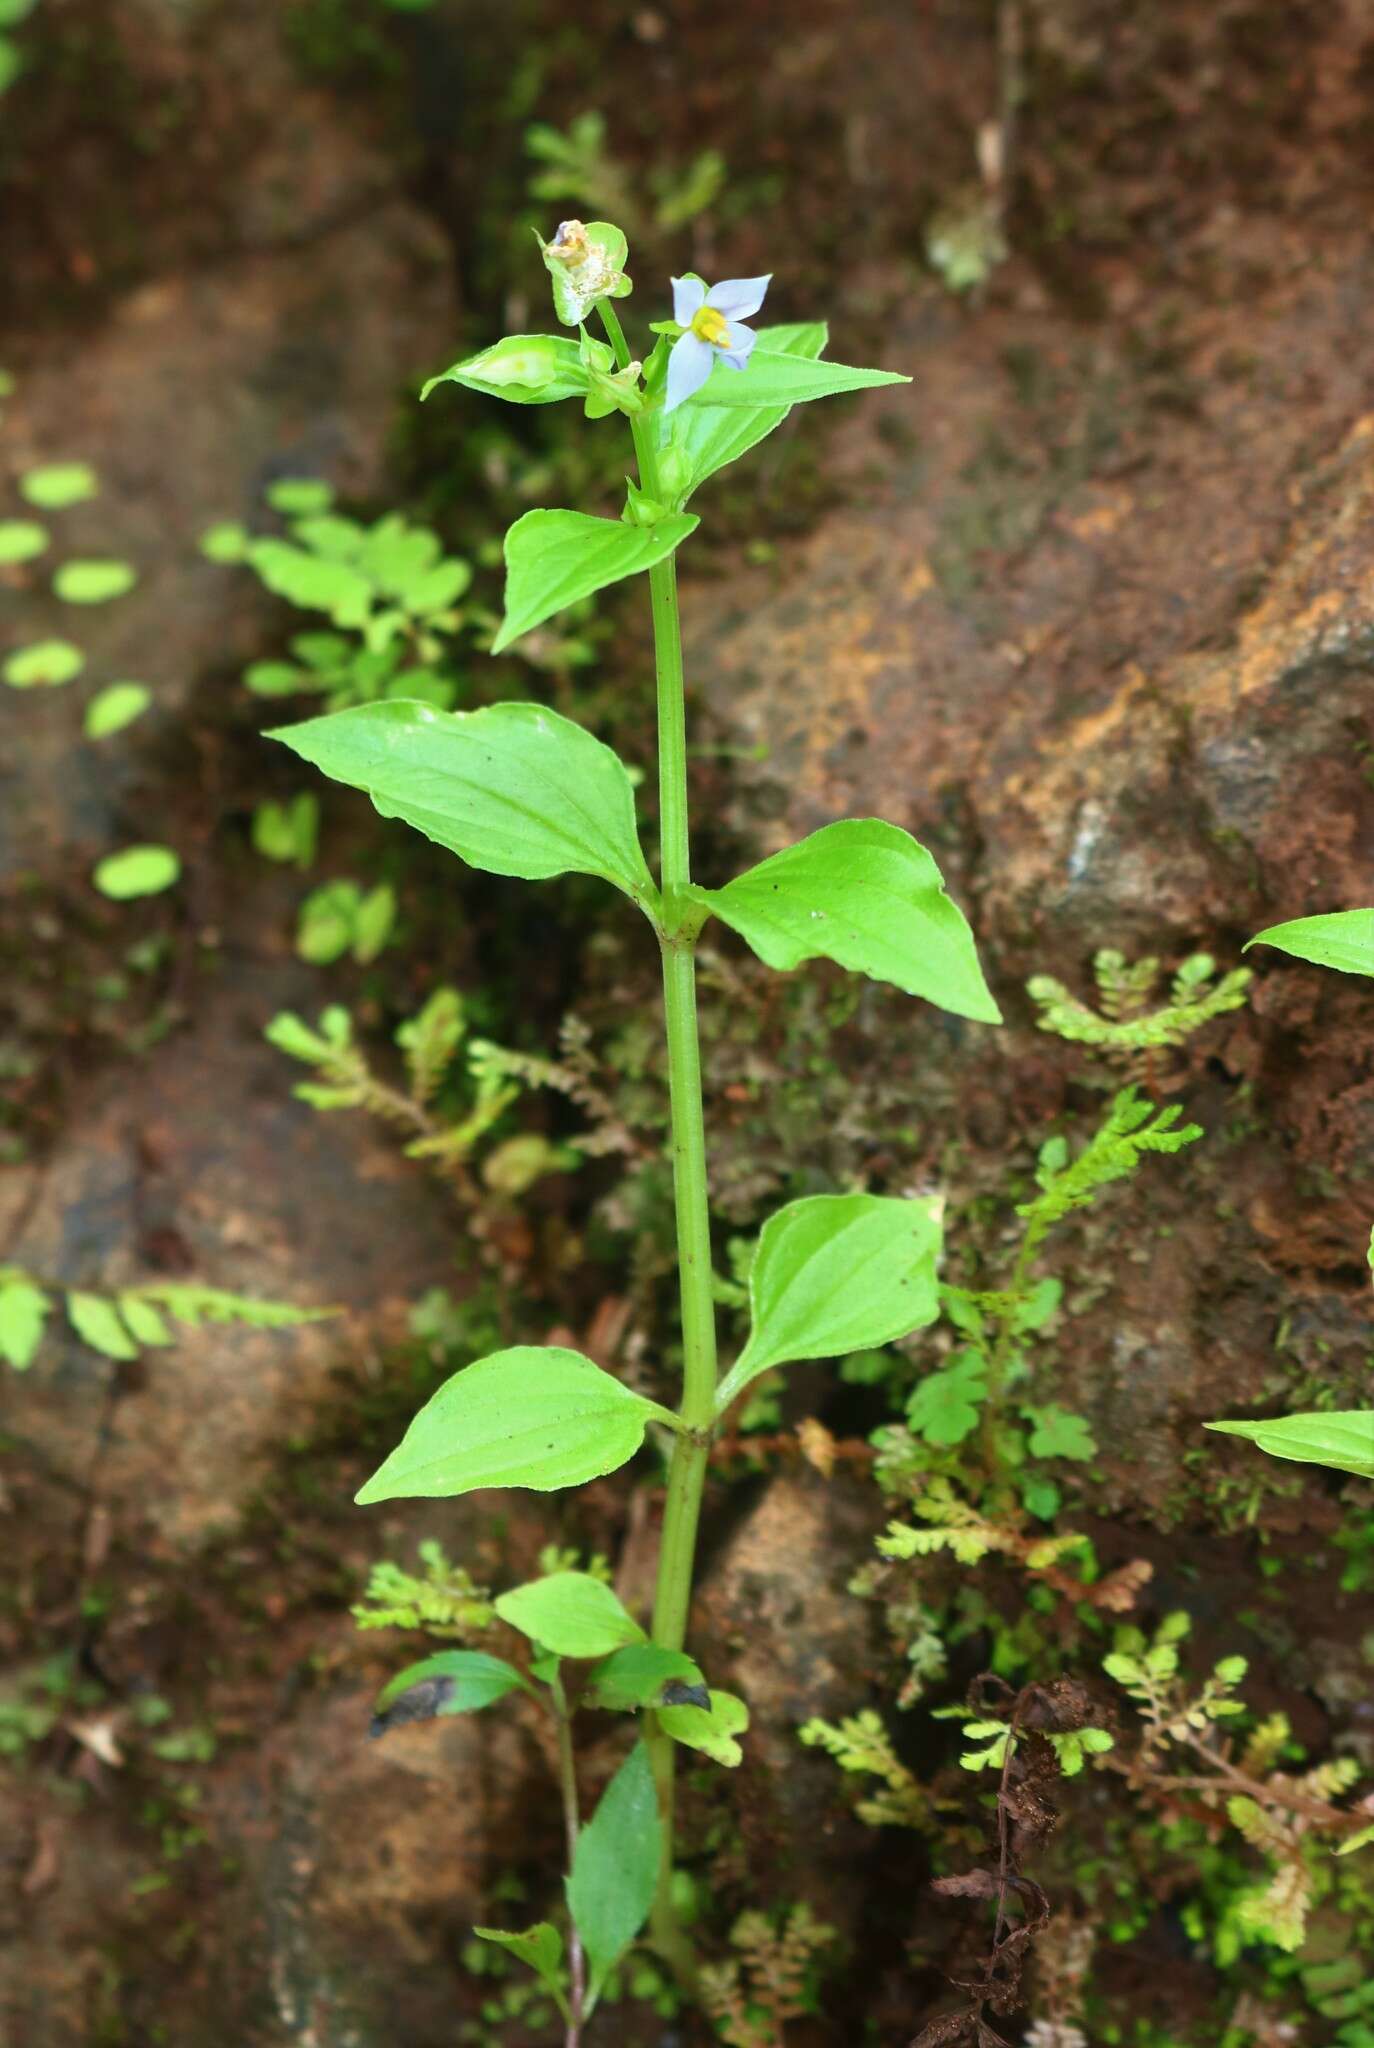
[420,335,591,407]
[539,219,633,327]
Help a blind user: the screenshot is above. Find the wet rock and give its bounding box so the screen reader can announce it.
[218,1684,538,2048]
[693,1473,885,1931]
[3,944,458,1546]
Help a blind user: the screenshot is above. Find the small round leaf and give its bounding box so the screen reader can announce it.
[20,462,98,508]
[54,558,138,605]
[3,639,84,688]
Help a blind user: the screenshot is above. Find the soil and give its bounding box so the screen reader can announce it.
[3,2,1374,2044]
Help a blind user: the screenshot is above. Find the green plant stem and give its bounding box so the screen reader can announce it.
[600,300,717,1990]
[551,1677,586,2043]
[980,1230,1039,1477]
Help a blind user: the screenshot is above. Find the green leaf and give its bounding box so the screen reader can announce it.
[421,334,592,407]
[93,845,181,900]
[1206,1410,1374,1479]
[659,321,827,502]
[1024,1404,1098,1462]
[583,1644,707,1712]
[371,1650,529,1732]
[906,1351,987,1446]
[20,462,98,508]
[84,682,152,738]
[266,478,334,515]
[271,699,655,908]
[356,1346,670,1504]
[296,880,360,963]
[494,1572,646,1659]
[67,1292,138,1360]
[251,793,319,867]
[54,558,138,605]
[117,1295,173,1347]
[693,819,1000,1023]
[493,509,697,655]
[1247,911,1374,980]
[681,347,908,412]
[248,539,373,628]
[4,639,84,688]
[353,882,396,963]
[243,660,308,697]
[199,521,250,563]
[716,1193,942,1413]
[473,1925,569,2019]
[566,1742,661,2004]
[657,1687,749,1767]
[0,518,48,563]
[0,1272,50,1370]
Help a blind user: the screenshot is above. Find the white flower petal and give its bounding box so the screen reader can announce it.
[717,321,757,369]
[706,275,772,321]
[671,274,707,325]
[665,332,715,412]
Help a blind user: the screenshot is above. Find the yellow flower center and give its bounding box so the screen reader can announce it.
[690,304,731,348]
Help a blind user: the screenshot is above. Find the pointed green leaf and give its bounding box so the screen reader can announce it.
[717,1193,942,1414]
[1247,910,1374,979]
[566,1742,661,2004]
[659,321,827,502]
[693,818,1000,1022]
[272,699,655,908]
[495,1572,646,1659]
[0,1272,50,1370]
[493,509,697,655]
[473,1924,569,2018]
[583,1644,707,1713]
[67,1291,139,1360]
[421,334,592,406]
[682,347,908,412]
[371,1651,530,1734]
[356,1346,669,1504]
[657,1687,749,1767]
[1206,1410,1374,1479]
[117,1295,173,1347]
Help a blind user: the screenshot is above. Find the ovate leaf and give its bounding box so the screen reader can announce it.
[1206,1410,1374,1479]
[272,699,655,909]
[566,1742,661,2005]
[659,321,826,502]
[694,818,1000,1022]
[0,1272,50,1370]
[4,639,84,688]
[370,1650,529,1737]
[1247,911,1374,980]
[20,462,98,508]
[681,348,908,411]
[93,845,181,899]
[0,518,48,563]
[494,1572,646,1659]
[84,682,152,738]
[199,521,250,563]
[716,1193,942,1413]
[356,1346,669,1503]
[584,1644,707,1713]
[248,539,372,627]
[493,509,697,654]
[473,1925,568,2019]
[67,1292,138,1360]
[657,1687,749,1767]
[54,559,137,605]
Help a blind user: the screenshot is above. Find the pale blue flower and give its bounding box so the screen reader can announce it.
[664,273,771,413]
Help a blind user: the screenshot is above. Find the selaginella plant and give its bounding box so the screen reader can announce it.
[269,218,1001,2035]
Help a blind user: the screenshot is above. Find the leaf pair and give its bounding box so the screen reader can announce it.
[272,702,998,1021]
[355,1188,942,1506]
